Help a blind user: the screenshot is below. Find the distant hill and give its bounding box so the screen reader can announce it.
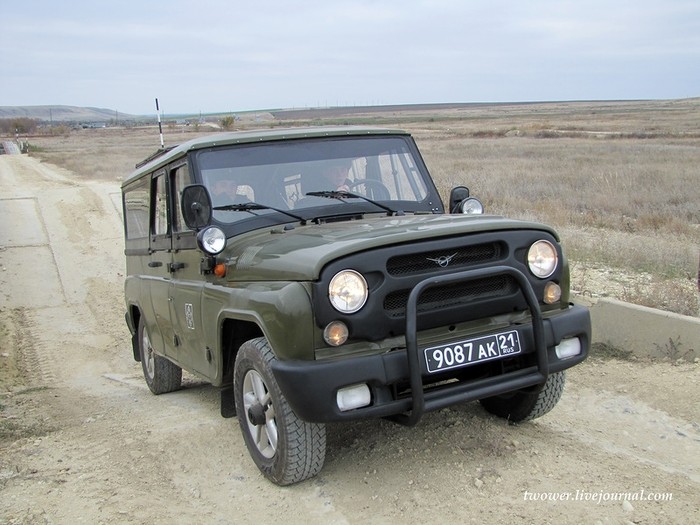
[3,98,699,124]
[0,105,137,122]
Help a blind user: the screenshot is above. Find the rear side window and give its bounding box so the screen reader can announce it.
[172,164,192,233]
[123,177,150,239]
[153,173,168,235]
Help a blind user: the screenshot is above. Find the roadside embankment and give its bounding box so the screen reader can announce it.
[585,297,699,361]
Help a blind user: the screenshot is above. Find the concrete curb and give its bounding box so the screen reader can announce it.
[579,297,699,361]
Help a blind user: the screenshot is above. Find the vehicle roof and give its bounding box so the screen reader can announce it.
[123,126,410,187]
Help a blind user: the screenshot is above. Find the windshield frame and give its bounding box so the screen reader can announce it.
[189,134,444,235]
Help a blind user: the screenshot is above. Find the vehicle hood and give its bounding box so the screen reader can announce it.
[225,214,558,281]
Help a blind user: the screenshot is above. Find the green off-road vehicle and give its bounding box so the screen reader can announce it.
[122,126,590,485]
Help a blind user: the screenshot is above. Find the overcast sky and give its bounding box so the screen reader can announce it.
[1,0,698,115]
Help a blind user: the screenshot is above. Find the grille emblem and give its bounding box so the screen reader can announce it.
[426,253,457,268]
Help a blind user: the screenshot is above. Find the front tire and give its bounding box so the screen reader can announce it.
[234,337,326,485]
[479,371,566,423]
[137,318,182,395]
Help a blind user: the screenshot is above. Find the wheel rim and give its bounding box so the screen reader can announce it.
[141,329,155,380]
[242,369,278,459]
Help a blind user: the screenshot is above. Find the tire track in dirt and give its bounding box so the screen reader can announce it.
[7,308,57,386]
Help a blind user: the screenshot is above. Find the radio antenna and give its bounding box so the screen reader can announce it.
[155,98,164,149]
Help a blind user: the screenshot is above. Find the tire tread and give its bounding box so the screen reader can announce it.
[235,337,326,485]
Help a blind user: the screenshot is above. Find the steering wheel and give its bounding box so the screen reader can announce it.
[347,179,391,200]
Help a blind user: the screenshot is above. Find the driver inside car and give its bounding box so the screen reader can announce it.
[210,176,241,206]
[321,159,353,192]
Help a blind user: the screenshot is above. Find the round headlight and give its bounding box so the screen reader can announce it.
[460,197,484,215]
[527,240,558,278]
[329,270,368,313]
[198,227,226,255]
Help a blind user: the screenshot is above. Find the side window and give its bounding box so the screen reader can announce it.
[123,177,149,239]
[153,173,168,236]
[172,164,192,232]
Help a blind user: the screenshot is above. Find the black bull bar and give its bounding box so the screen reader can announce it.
[389,265,549,426]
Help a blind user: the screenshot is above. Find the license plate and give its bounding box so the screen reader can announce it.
[424,330,522,373]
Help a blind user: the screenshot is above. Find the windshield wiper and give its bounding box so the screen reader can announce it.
[213,202,306,223]
[305,191,403,216]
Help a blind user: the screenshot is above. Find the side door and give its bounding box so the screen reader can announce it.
[123,176,164,356]
[148,170,178,359]
[166,164,214,379]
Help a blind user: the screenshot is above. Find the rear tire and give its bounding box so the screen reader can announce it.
[234,337,326,485]
[479,371,566,423]
[137,318,182,395]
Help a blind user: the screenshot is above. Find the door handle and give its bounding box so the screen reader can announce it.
[148,261,163,268]
[169,262,185,272]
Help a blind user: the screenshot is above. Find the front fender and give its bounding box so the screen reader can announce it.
[205,281,316,361]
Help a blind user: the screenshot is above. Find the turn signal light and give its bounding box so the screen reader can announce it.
[543,282,561,304]
[214,263,227,277]
[323,321,349,346]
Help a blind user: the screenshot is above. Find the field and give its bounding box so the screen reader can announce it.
[22,98,700,315]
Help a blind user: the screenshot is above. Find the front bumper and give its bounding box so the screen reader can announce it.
[272,266,591,424]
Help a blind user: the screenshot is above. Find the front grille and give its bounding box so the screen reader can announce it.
[383,274,519,318]
[386,242,502,275]
[312,229,556,341]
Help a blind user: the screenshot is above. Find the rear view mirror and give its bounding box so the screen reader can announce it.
[449,186,470,213]
[181,184,212,230]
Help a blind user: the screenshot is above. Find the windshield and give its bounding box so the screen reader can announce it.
[195,136,432,224]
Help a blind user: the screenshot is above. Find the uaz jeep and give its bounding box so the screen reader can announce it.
[122,127,590,485]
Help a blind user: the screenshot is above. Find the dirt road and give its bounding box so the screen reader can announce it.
[0,154,698,524]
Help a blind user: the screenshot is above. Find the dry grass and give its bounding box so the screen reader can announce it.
[419,136,699,270]
[25,126,210,182]
[17,99,700,315]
